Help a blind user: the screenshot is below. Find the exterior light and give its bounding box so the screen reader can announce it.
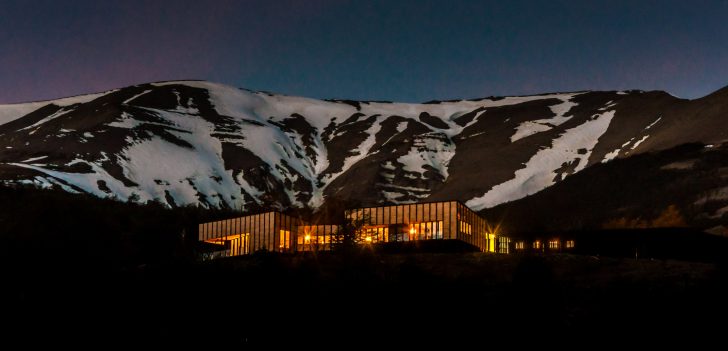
[365,236,372,242]
[304,234,311,243]
[409,227,416,235]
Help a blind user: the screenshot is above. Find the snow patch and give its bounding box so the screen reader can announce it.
[20,156,48,163]
[0,90,116,126]
[107,112,146,129]
[9,161,131,199]
[467,109,616,210]
[379,183,430,203]
[123,90,152,105]
[631,135,649,150]
[18,108,74,131]
[118,132,242,209]
[313,117,384,207]
[397,134,454,179]
[381,161,396,170]
[382,190,405,202]
[644,116,661,130]
[511,122,553,142]
[602,148,621,163]
[48,90,117,106]
[510,95,580,142]
[0,103,46,127]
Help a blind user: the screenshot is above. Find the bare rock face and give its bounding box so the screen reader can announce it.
[1,81,726,230]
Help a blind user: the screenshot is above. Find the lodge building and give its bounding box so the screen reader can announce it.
[198,200,576,258]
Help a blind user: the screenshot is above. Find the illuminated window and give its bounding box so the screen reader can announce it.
[279,230,291,250]
[515,241,525,250]
[362,226,388,243]
[296,225,341,252]
[408,225,417,240]
[497,236,511,254]
[548,239,560,250]
[459,221,472,235]
[488,234,496,252]
[205,233,249,256]
[565,240,575,249]
[533,241,542,250]
[389,221,442,242]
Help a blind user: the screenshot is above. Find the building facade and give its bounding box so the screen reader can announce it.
[198,200,504,258]
[344,201,496,253]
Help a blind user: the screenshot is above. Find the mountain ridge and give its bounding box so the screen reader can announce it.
[0,80,726,231]
[3,79,698,107]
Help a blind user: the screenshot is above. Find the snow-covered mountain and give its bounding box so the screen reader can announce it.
[1,81,727,227]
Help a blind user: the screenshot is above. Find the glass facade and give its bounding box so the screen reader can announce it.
[500,238,576,253]
[497,236,511,254]
[279,230,291,250]
[548,239,560,250]
[459,221,472,235]
[533,241,542,250]
[515,241,526,250]
[296,224,339,252]
[198,211,299,257]
[198,201,517,257]
[363,226,389,243]
[346,202,459,245]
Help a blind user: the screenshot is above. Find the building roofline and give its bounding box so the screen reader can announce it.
[199,200,483,225]
[198,209,283,225]
[347,199,476,212]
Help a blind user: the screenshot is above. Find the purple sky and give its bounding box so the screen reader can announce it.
[1,0,728,103]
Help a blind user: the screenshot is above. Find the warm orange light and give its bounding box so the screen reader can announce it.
[549,239,560,249]
[409,227,416,235]
[304,234,311,243]
[365,236,372,242]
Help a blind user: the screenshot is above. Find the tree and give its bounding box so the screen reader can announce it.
[602,204,687,229]
[330,211,371,252]
[651,204,687,228]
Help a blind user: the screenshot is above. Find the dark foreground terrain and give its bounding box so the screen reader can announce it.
[4,250,728,346]
[1,185,727,346]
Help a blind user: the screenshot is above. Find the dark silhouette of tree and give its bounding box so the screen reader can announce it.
[602,204,688,229]
[330,211,371,252]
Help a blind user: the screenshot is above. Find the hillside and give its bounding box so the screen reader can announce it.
[1,81,726,231]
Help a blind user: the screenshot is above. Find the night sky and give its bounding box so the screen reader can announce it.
[2,0,727,104]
